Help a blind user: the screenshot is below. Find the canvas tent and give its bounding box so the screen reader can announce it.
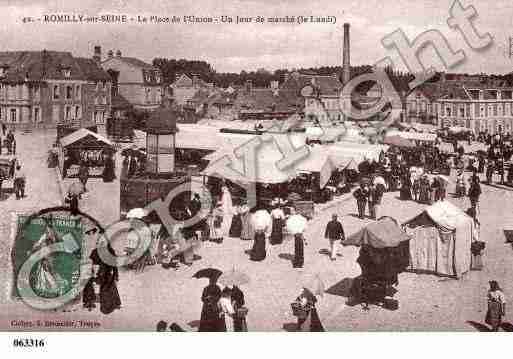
[345,217,411,285]
[403,201,475,278]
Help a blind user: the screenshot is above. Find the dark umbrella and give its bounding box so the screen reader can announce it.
[193,268,223,281]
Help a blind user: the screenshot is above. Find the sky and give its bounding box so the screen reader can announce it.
[0,0,512,74]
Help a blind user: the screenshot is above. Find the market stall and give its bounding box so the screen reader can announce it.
[59,128,116,178]
[403,201,475,278]
[344,217,411,308]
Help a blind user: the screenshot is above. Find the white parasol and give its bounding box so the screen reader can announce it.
[286,214,308,235]
[126,208,148,219]
[373,176,387,187]
[251,210,272,231]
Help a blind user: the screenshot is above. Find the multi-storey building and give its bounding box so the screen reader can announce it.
[0,50,111,128]
[281,72,343,122]
[171,73,214,106]
[436,85,513,135]
[101,48,162,110]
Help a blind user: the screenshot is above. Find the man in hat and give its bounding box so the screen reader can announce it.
[324,214,345,261]
[353,183,369,219]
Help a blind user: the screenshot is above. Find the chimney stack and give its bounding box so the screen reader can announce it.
[342,23,350,85]
[93,46,101,64]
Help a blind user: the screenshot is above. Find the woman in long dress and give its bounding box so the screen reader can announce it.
[231,285,247,332]
[270,205,285,245]
[220,186,234,239]
[218,287,235,332]
[250,230,266,261]
[295,289,324,332]
[240,204,252,241]
[485,281,506,331]
[102,155,116,182]
[229,205,243,238]
[97,245,121,315]
[29,224,69,298]
[293,233,305,268]
[199,279,222,332]
[208,203,224,243]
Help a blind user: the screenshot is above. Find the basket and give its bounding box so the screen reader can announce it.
[291,302,308,319]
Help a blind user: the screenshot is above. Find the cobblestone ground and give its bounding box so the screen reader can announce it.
[2,132,513,331]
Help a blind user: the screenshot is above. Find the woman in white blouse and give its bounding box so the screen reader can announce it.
[218,287,235,331]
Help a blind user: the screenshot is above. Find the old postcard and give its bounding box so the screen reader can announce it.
[1,0,512,338]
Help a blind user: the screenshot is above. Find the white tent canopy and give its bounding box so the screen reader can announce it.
[386,130,437,142]
[60,128,113,148]
[403,201,475,278]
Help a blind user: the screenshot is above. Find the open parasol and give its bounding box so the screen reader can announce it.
[126,208,148,219]
[373,176,387,187]
[193,268,223,281]
[218,269,250,287]
[286,214,308,235]
[251,210,272,231]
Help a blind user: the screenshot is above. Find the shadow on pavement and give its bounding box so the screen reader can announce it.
[282,322,298,332]
[466,320,491,332]
[318,249,331,257]
[278,253,294,262]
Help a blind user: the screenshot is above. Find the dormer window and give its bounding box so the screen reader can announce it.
[60,65,71,78]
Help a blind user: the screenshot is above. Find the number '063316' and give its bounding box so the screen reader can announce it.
[13,338,45,348]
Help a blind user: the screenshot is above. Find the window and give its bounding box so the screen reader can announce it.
[66,85,73,99]
[446,106,451,117]
[102,81,107,90]
[459,106,465,118]
[53,85,60,100]
[96,82,100,91]
[466,104,471,117]
[145,88,150,103]
[33,85,40,100]
[10,108,16,122]
[65,106,72,120]
[75,106,80,119]
[493,104,498,116]
[475,103,480,118]
[102,96,107,105]
[499,105,503,116]
[75,85,81,100]
[63,69,71,78]
[34,107,40,123]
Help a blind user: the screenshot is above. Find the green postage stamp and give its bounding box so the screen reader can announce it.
[11,213,84,302]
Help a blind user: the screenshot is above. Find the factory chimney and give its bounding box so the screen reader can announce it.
[342,23,350,85]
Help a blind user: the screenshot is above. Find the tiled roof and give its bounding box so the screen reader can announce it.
[0,51,110,83]
[75,58,111,81]
[281,72,342,97]
[111,93,131,109]
[117,56,157,70]
[234,88,303,113]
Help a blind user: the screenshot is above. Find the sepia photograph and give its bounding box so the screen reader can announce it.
[1,1,513,350]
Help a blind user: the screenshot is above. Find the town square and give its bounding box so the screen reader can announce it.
[0,0,513,335]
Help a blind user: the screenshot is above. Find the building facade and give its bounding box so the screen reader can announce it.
[281,72,343,122]
[171,73,214,106]
[101,49,162,110]
[0,50,111,128]
[436,86,513,135]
